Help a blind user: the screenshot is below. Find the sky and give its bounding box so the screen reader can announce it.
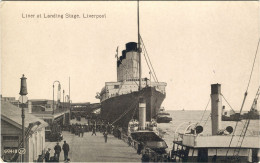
[1,1,260,111]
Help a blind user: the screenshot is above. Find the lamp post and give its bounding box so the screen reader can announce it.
[19,74,28,162]
[63,90,65,109]
[53,81,60,115]
[65,95,70,110]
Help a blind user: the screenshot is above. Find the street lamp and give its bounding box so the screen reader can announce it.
[53,81,61,115]
[63,90,65,109]
[19,74,28,162]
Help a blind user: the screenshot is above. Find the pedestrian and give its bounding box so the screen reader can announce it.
[92,125,96,136]
[81,126,84,137]
[118,129,121,139]
[137,142,144,155]
[78,126,81,137]
[54,142,61,161]
[103,131,108,143]
[44,148,51,162]
[62,141,70,161]
[141,151,150,162]
[128,137,132,146]
[75,126,78,135]
[212,155,217,162]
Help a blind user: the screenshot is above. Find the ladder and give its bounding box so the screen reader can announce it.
[233,86,260,159]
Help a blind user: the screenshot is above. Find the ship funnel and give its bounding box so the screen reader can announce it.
[211,84,222,135]
[139,98,146,130]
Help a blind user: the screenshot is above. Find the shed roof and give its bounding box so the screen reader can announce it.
[1,101,48,130]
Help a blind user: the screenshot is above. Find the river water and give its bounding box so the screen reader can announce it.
[157,110,260,149]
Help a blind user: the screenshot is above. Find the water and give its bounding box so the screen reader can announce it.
[157,110,260,149]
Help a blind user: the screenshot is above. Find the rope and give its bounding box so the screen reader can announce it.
[199,97,210,125]
[131,103,138,120]
[203,113,211,128]
[111,98,139,125]
[221,93,253,135]
[233,86,260,157]
[221,93,236,113]
[142,45,158,83]
[140,41,158,84]
[226,38,260,158]
[246,38,260,91]
[140,36,159,83]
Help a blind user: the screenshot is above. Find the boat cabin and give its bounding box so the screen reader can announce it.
[171,133,260,162]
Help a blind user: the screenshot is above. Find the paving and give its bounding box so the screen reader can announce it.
[45,131,141,162]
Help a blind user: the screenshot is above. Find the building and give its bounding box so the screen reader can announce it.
[29,99,58,112]
[1,101,48,162]
[1,96,70,129]
[30,99,70,130]
[1,97,16,102]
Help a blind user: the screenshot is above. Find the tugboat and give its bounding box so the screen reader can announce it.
[156,107,172,123]
[128,98,168,161]
[242,107,260,120]
[170,84,260,162]
[222,106,242,121]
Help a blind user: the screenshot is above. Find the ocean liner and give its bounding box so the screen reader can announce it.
[96,2,166,129]
[97,42,167,128]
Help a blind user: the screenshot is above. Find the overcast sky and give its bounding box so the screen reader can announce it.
[1,1,259,111]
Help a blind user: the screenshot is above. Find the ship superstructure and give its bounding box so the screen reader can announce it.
[99,42,166,103]
[98,43,167,128]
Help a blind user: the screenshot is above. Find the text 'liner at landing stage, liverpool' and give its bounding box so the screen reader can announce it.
[96,42,167,128]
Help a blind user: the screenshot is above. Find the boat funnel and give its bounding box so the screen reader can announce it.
[211,84,222,135]
[139,98,146,130]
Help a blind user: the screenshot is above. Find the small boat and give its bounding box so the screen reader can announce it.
[222,106,242,121]
[127,100,168,158]
[128,119,168,156]
[222,113,242,121]
[242,108,260,120]
[156,107,172,123]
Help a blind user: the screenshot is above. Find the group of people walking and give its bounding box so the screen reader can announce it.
[70,123,87,137]
[44,141,70,162]
[44,121,120,162]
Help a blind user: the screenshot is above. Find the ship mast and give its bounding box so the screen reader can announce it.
[138,0,142,91]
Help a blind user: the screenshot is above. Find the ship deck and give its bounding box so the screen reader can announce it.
[45,131,141,162]
[175,134,260,149]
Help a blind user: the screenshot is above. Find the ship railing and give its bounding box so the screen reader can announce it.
[121,133,139,150]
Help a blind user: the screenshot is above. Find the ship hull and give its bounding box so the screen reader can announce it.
[100,87,166,128]
[157,117,172,123]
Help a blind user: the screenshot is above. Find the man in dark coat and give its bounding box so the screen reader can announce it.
[62,141,70,161]
[137,142,144,155]
[103,131,108,143]
[44,148,51,162]
[92,125,96,136]
[81,126,84,137]
[54,142,61,161]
